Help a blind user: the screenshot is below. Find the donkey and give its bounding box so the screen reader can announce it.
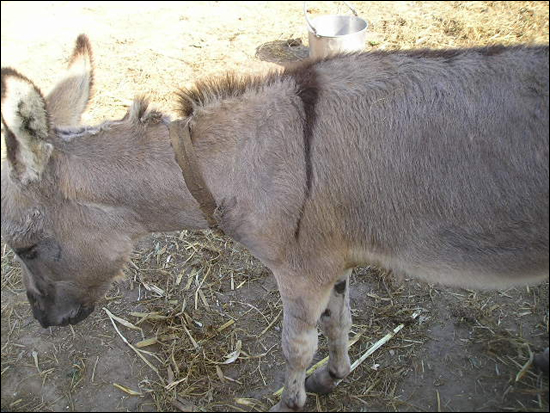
[1,35,548,411]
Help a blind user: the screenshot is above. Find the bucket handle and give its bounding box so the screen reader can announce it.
[304,1,359,36]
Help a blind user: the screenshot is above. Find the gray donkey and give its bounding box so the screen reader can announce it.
[1,35,548,411]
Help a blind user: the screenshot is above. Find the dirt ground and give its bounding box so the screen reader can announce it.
[1,1,549,412]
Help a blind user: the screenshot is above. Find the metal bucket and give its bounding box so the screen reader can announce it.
[305,1,368,59]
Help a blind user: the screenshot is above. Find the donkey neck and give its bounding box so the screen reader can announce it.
[54,118,215,235]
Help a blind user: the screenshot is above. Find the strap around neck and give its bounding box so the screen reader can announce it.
[169,119,220,231]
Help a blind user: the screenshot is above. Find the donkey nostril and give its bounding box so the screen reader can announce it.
[59,316,71,326]
[26,291,37,305]
[68,305,95,325]
[37,317,51,329]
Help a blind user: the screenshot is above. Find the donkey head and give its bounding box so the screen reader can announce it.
[1,35,202,328]
[1,35,113,327]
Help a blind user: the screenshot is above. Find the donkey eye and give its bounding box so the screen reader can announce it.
[15,245,38,260]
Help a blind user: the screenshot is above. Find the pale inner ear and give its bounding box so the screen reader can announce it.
[46,34,94,127]
[2,73,53,184]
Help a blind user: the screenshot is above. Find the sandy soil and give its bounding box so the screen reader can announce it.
[1,1,549,412]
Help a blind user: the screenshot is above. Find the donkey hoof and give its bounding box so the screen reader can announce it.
[305,370,336,395]
[269,401,301,412]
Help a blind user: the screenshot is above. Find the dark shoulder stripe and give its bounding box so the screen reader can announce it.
[283,60,320,240]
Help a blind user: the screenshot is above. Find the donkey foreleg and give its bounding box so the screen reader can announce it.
[305,269,353,394]
[270,270,333,412]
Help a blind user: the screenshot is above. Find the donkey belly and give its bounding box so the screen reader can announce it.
[337,126,549,290]
[346,192,549,289]
[344,164,549,289]
[352,244,549,290]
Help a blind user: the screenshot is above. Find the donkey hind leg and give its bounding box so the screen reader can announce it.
[305,269,352,394]
[270,271,333,412]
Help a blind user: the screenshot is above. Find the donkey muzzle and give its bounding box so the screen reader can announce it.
[33,304,95,328]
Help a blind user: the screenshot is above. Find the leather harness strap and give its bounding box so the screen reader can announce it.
[169,119,220,231]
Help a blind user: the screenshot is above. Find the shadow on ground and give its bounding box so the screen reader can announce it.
[255,38,310,64]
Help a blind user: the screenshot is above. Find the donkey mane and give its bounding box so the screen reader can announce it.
[54,96,165,143]
[127,96,165,125]
[176,71,282,117]
[175,55,327,118]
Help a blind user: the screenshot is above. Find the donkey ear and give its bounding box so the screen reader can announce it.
[46,34,94,127]
[1,68,53,184]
